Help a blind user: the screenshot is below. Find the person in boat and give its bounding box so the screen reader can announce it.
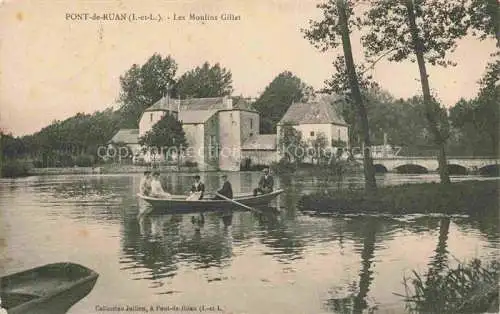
[214,174,233,199]
[188,175,205,200]
[253,167,274,196]
[150,171,172,199]
[0,297,6,314]
[139,171,152,196]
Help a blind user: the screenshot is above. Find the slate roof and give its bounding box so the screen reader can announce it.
[109,129,139,144]
[179,110,218,124]
[180,97,226,111]
[241,134,277,150]
[145,96,257,113]
[278,96,346,126]
[144,97,180,112]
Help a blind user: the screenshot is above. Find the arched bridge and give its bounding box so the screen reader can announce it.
[367,156,500,174]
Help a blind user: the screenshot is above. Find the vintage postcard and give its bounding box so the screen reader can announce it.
[0,0,498,313]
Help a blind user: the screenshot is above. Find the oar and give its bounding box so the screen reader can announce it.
[215,192,261,214]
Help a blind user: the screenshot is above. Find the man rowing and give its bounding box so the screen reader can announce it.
[253,167,274,196]
[214,174,233,199]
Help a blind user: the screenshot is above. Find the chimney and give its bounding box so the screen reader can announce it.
[223,96,233,109]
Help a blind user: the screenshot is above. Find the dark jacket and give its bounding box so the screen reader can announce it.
[217,181,233,199]
[258,175,274,191]
[191,182,205,199]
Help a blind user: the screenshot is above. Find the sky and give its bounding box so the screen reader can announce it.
[0,0,496,136]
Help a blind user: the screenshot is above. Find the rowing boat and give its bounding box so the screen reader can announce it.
[137,189,284,214]
[1,262,98,314]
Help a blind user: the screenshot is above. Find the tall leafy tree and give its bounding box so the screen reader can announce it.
[174,62,233,99]
[278,122,307,165]
[118,54,177,128]
[468,0,500,46]
[11,109,121,167]
[362,0,470,184]
[303,0,377,191]
[449,61,499,156]
[139,114,187,161]
[253,71,314,134]
[323,56,379,147]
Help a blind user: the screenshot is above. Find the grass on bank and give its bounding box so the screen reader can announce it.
[399,258,499,314]
[298,180,499,217]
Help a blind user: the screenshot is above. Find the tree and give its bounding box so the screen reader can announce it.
[278,122,307,165]
[118,54,177,128]
[449,62,499,156]
[253,71,314,134]
[139,114,187,162]
[362,0,470,184]
[1,133,27,160]
[174,62,233,99]
[324,56,380,147]
[303,0,377,191]
[309,132,329,165]
[468,0,500,46]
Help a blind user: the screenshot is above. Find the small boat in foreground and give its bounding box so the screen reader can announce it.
[1,262,99,314]
[137,189,284,214]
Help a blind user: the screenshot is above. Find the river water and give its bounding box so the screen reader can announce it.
[0,172,498,314]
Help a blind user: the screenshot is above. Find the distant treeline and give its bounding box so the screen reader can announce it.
[1,54,498,176]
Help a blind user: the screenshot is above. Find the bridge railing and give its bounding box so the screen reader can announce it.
[351,146,499,160]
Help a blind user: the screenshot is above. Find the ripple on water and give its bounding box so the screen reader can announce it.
[1,173,498,314]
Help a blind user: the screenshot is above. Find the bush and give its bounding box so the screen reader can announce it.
[1,160,32,178]
[298,180,499,217]
[400,258,499,314]
[74,154,94,167]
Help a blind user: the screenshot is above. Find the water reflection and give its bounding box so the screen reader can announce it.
[325,218,379,314]
[256,212,305,264]
[120,211,236,292]
[0,173,498,314]
[429,218,450,274]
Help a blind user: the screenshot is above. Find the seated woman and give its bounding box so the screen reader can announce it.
[150,172,172,199]
[186,175,205,201]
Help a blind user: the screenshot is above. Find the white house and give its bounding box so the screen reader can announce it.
[277,95,349,161]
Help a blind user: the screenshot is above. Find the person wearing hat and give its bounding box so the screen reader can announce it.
[139,170,152,196]
[214,174,233,199]
[253,167,274,196]
[187,175,205,200]
[150,171,172,199]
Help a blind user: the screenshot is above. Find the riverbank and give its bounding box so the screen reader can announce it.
[26,164,200,176]
[298,180,499,217]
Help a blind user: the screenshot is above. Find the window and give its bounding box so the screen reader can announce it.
[338,129,341,140]
[209,135,218,160]
[310,131,315,136]
[250,118,253,129]
[150,113,153,122]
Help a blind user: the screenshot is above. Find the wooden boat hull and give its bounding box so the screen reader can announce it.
[137,189,284,214]
[1,262,99,314]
